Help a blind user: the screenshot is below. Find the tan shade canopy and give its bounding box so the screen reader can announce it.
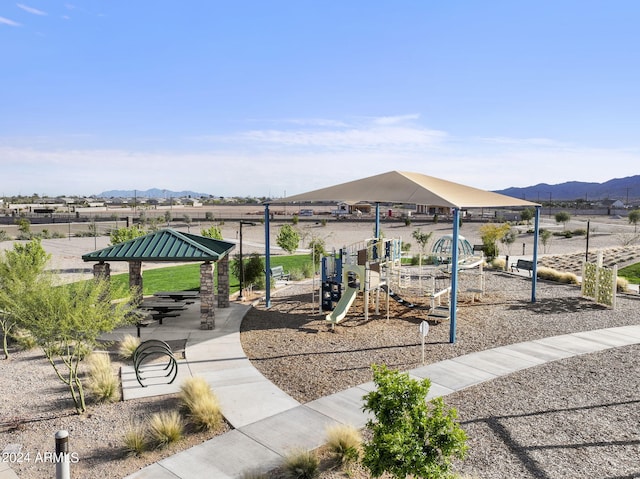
[283,170,539,209]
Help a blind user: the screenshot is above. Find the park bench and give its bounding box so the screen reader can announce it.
[511,259,534,277]
[270,265,290,281]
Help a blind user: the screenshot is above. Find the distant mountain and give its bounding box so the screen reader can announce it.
[494,175,640,203]
[97,188,211,199]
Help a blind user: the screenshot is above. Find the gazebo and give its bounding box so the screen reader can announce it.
[263,170,541,343]
[82,228,236,330]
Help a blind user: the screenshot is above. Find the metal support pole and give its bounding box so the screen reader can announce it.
[55,430,70,479]
[375,202,380,239]
[449,208,460,343]
[239,222,245,300]
[264,203,272,308]
[532,206,541,303]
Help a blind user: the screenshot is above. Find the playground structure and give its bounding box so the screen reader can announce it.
[432,234,484,269]
[321,234,486,328]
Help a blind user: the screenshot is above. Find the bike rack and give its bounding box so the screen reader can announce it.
[133,339,178,387]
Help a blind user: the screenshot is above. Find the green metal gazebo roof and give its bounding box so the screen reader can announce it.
[82,228,236,263]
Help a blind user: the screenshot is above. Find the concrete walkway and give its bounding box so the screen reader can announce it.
[113,298,640,479]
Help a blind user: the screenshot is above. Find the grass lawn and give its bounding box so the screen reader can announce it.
[109,254,314,298]
[619,262,640,284]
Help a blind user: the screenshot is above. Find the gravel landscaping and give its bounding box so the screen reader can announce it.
[1,217,639,478]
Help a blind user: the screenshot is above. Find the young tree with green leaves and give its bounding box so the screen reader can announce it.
[109,225,146,245]
[9,277,134,413]
[411,228,433,267]
[479,223,511,259]
[500,227,518,255]
[540,229,552,253]
[0,239,51,359]
[276,224,300,254]
[520,208,535,225]
[362,365,467,479]
[201,225,223,240]
[554,211,571,230]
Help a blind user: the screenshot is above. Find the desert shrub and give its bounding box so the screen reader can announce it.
[10,328,37,350]
[490,257,506,270]
[0,230,9,241]
[301,262,314,278]
[553,231,573,238]
[148,411,184,448]
[118,334,140,360]
[123,422,148,457]
[410,255,420,266]
[320,218,327,227]
[572,228,587,236]
[291,215,299,225]
[617,276,629,292]
[85,352,120,403]
[289,268,306,281]
[536,267,578,284]
[240,471,269,479]
[282,448,319,479]
[179,376,222,431]
[325,424,362,464]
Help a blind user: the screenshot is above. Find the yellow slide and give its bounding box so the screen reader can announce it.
[325,286,358,325]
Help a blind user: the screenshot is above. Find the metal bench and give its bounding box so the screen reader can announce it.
[270,265,290,281]
[511,259,534,277]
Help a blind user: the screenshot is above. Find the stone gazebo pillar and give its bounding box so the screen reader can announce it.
[200,261,215,329]
[217,255,230,308]
[129,260,143,306]
[92,261,111,281]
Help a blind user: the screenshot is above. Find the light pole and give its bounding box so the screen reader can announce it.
[238,220,256,301]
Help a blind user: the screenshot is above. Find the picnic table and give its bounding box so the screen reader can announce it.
[153,291,200,303]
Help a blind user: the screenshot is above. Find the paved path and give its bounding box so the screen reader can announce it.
[112,300,640,479]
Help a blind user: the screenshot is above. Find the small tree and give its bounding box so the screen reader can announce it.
[0,239,50,359]
[276,224,300,254]
[308,237,326,267]
[201,225,223,240]
[164,210,172,225]
[520,208,534,225]
[479,223,511,259]
[500,228,518,255]
[110,225,146,245]
[10,277,134,413]
[411,229,433,267]
[554,211,571,230]
[362,365,467,478]
[15,218,31,239]
[540,229,552,253]
[628,209,640,233]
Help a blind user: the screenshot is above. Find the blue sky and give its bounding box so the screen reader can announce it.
[2,1,639,198]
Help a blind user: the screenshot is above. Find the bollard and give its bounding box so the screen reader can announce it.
[55,430,70,479]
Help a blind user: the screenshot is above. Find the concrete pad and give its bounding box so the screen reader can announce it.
[124,463,181,478]
[491,344,549,366]
[424,380,456,400]
[451,349,542,376]
[239,405,338,456]
[606,325,640,340]
[534,334,610,355]
[158,430,282,479]
[573,329,640,348]
[498,340,576,362]
[121,360,191,400]
[410,359,498,391]
[0,464,19,479]
[305,386,372,428]
[198,365,271,389]
[214,381,300,428]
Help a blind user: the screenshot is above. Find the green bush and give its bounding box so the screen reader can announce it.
[362,364,467,479]
[0,230,9,241]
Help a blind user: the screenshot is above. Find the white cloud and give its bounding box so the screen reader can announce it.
[1,116,639,197]
[0,16,21,26]
[16,3,47,15]
[372,114,421,125]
